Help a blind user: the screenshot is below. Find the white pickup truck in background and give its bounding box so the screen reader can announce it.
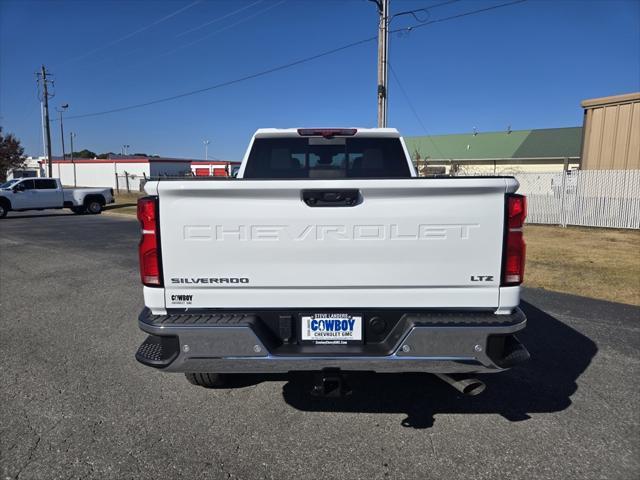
[0,177,114,218]
[135,128,529,395]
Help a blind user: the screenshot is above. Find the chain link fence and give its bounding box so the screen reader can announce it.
[115,172,198,193]
[115,173,144,193]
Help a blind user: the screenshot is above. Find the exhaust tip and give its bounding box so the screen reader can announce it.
[461,380,486,396]
[435,373,487,396]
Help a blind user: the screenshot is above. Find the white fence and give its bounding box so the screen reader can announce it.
[504,170,640,229]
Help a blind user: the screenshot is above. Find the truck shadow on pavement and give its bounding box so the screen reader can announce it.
[278,301,598,428]
[4,212,75,219]
[104,203,137,210]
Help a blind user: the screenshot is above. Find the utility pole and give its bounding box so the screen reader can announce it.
[38,65,54,177]
[57,104,68,160]
[70,132,77,187]
[203,140,210,160]
[374,0,390,128]
[69,132,75,160]
[40,102,46,158]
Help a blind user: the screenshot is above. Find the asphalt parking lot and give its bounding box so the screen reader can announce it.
[1,211,638,480]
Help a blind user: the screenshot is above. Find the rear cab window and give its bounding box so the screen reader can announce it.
[243,136,412,179]
[34,179,58,189]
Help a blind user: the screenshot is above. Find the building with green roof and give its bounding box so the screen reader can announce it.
[404,126,582,174]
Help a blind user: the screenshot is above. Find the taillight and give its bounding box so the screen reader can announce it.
[137,196,162,287]
[297,128,357,138]
[507,194,527,229]
[502,194,527,286]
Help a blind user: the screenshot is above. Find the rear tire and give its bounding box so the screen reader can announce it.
[85,199,103,214]
[185,372,226,388]
[0,203,8,218]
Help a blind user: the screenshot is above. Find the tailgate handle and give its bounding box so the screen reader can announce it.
[302,189,360,207]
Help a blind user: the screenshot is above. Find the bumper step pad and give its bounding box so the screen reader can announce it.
[135,335,179,368]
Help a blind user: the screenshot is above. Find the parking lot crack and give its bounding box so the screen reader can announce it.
[13,436,40,480]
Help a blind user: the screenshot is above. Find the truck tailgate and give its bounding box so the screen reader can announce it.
[154,178,518,309]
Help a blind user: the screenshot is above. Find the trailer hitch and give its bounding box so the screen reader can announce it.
[311,369,353,398]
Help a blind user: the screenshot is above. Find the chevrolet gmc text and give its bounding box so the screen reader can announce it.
[134,128,529,394]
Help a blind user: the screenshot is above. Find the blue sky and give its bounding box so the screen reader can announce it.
[1,0,639,160]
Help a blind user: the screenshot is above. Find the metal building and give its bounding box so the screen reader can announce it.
[404,127,583,175]
[580,92,640,170]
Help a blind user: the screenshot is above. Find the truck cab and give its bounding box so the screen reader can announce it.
[1,178,63,210]
[0,177,114,217]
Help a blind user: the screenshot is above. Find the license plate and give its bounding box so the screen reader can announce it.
[300,313,363,345]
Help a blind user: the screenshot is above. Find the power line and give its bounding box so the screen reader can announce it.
[374,0,462,127]
[389,63,448,161]
[389,0,527,34]
[74,0,265,71]
[63,36,377,120]
[150,0,287,62]
[103,1,283,73]
[175,0,264,37]
[57,0,202,67]
[60,0,527,121]
[391,0,461,24]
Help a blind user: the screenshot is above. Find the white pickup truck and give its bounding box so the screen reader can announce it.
[135,128,529,395]
[0,177,114,217]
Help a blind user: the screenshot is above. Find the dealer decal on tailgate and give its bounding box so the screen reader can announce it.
[301,313,363,345]
[170,294,193,305]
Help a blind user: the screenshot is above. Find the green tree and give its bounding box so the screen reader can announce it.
[71,149,97,158]
[0,127,25,181]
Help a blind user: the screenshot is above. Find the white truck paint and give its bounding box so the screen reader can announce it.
[135,128,529,382]
[152,177,518,310]
[0,177,114,217]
